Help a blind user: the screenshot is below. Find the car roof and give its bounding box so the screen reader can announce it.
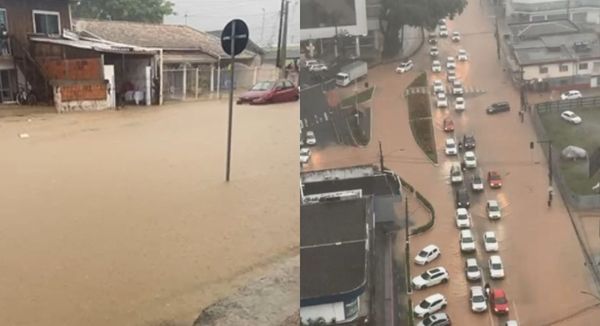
[460,229,473,236]
[446,138,455,144]
[433,60,441,64]
[456,208,468,214]
[492,288,506,296]
[466,258,478,265]
[490,255,502,263]
[425,293,445,302]
[465,151,475,156]
[422,244,439,252]
[488,199,499,206]
[563,110,574,114]
[429,312,449,320]
[447,56,455,60]
[427,266,446,273]
[471,285,484,294]
[484,231,496,237]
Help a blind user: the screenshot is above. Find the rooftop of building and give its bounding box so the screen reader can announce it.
[301,198,368,247]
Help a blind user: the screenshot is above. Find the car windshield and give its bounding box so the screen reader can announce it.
[474,177,482,183]
[492,263,502,269]
[447,143,455,148]
[418,250,428,257]
[467,265,478,272]
[495,296,508,304]
[251,81,274,91]
[489,205,499,211]
[473,295,485,303]
[486,236,496,243]
[458,214,467,219]
[421,272,432,280]
[463,237,473,243]
[419,300,432,308]
[423,316,438,326]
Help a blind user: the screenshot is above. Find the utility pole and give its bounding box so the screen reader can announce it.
[280,0,289,75]
[405,194,411,295]
[494,18,501,61]
[379,141,384,171]
[184,13,188,25]
[275,0,285,69]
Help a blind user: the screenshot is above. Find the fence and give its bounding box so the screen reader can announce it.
[162,65,282,101]
[530,99,600,210]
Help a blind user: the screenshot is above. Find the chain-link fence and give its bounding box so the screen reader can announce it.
[162,65,283,102]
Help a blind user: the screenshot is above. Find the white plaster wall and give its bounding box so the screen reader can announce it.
[523,62,575,80]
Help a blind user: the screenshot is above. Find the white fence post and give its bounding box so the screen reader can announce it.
[253,66,258,85]
[182,65,187,100]
[210,64,215,92]
[217,64,221,99]
[195,67,199,99]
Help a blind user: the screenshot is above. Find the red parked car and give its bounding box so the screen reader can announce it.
[443,117,454,132]
[237,80,299,104]
[488,171,502,189]
[490,288,509,314]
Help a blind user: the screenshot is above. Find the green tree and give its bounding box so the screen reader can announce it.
[72,0,175,23]
[380,0,467,57]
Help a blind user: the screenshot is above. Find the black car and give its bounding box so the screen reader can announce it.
[486,102,511,114]
[463,134,476,150]
[455,187,470,208]
[428,34,438,45]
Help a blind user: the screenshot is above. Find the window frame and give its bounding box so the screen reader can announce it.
[539,66,548,74]
[559,64,569,72]
[579,62,589,70]
[32,9,61,35]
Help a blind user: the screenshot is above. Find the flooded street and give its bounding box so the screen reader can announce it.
[0,100,298,325]
[304,0,600,324]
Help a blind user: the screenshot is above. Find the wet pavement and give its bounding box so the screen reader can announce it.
[303,0,600,324]
[0,100,298,325]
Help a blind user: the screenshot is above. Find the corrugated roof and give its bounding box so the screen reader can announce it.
[29,36,159,55]
[73,19,256,59]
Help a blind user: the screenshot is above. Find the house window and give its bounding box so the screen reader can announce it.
[579,63,589,70]
[559,64,568,72]
[539,66,548,74]
[33,10,60,35]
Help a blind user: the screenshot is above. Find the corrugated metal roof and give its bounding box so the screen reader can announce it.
[29,36,159,55]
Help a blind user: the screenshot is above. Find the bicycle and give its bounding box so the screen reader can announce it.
[15,84,37,105]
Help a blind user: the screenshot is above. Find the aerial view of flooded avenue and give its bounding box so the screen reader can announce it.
[300,0,600,325]
[0,0,299,325]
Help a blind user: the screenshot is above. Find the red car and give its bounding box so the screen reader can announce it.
[488,171,502,188]
[237,80,299,104]
[490,288,509,314]
[443,117,454,132]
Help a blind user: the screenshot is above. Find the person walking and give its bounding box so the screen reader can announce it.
[548,187,553,207]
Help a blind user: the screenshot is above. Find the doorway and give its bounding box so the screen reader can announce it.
[0,69,15,103]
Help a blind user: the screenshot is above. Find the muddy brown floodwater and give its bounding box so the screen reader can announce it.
[0,100,298,326]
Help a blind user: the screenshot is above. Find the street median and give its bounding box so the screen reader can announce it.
[406,73,438,164]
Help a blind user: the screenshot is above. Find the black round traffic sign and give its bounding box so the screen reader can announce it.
[221,19,249,56]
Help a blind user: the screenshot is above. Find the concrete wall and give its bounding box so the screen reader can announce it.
[523,61,575,80]
[53,86,110,113]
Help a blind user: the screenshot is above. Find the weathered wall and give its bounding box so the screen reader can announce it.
[53,85,110,113]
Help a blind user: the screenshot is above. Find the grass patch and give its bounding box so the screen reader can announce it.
[539,108,600,195]
[406,73,437,164]
[340,87,375,107]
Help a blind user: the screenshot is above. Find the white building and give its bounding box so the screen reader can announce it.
[507,20,600,89]
[506,0,600,24]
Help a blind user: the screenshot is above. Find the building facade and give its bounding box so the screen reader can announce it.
[506,0,600,24]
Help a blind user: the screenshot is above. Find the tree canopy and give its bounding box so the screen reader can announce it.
[380,0,468,57]
[72,0,175,23]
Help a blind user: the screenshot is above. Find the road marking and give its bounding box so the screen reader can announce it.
[512,297,520,322]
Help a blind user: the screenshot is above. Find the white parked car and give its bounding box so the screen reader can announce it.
[450,163,463,183]
[560,90,582,100]
[451,31,461,42]
[489,255,505,279]
[413,293,448,318]
[445,138,458,155]
[458,49,468,61]
[432,80,445,93]
[484,231,499,252]
[505,321,519,326]
[486,200,502,220]
[305,131,316,145]
[459,229,476,252]
[465,258,482,281]
[561,110,582,124]
[439,25,448,37]
[417,313,451,326]
[396,60,414,73]
[308,63,328,72]
[463,151,477,168]
[415,244,441,265]
[430,46,439,57]
[446,57,456,69]
[300,147,311,164]
[451,80,464,95]
[454,97,465,111]
[436,92,448,108]
[470,286,488,312]
[304,59,319,68]
[455,208,471,228]
[412,267,449,290]
[432,60,442,72]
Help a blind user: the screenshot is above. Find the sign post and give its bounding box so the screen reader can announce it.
[221,19,249,182]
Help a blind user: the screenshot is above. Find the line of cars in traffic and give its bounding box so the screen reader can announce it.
[409,19,517,326]
[300,130,317,165]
